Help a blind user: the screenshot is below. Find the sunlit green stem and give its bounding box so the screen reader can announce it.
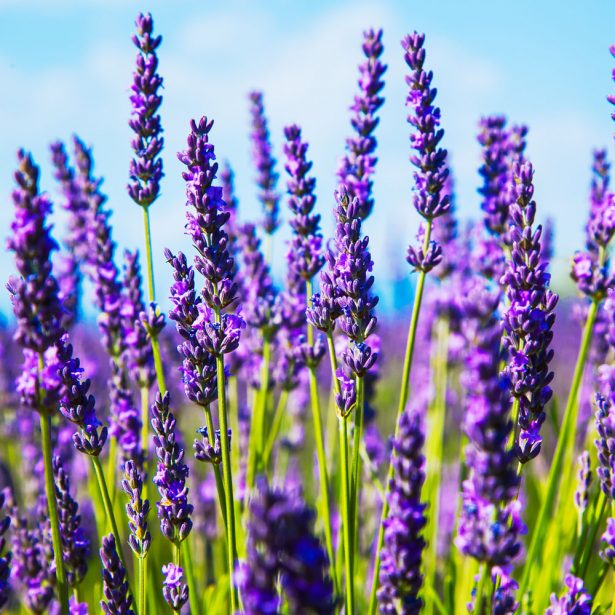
[202,405,228,531]
[350,375,364,563]
[473,564,488,615]
[138,556,146,615]
[305,278,336,592]
[368,219,433,615]
[142,206,156,303]
[215,332,239,612]
[339,415,354,615]
[262,389,290,468]
[181,540,199,615]
[40,411,69,615]
[578,491,608,580]
[519,298,598,598]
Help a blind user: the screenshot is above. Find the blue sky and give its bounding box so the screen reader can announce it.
[0,0,614,314]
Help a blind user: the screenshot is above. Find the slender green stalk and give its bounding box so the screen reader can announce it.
[150,334,167,394]
[91,456,128,571]
[424,315,449,612]
[181,539,200,615]
[305,279,336,592]
[138,556,146,615]
[519,298,599,598]
[246,338,271,491]
[473,564,488,615]
[216,349,239,612]
[202,405,228,530]
[40,412,69,615]
[339,415,354,615]
[350,375,364,563]
[368,220,433,615]
[578,491,608,579]
[262,389,290,468]
[106,436,118,505]
[142,206,156,303]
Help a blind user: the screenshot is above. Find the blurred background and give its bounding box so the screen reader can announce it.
[0,0,614,316]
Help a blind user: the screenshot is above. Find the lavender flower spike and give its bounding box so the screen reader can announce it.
[249,91,280,234]
[128,12,164,209]
[162,563,189,613]
[545,573,592,615]
[100,534,135,615]
[0,492,11,610]
[7,150,63,354]
[403,32,451,274]
[122,460,151,558]
[501,160,558,463]
[151,392,193,544]
[378,408,427,614]
[337,28,387,221]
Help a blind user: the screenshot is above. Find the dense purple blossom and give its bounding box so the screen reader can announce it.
[501,161,558,462]
[53,456,89,588]
[162,563,189,612]
[240,478,334,615]
[249,91,280,234]
[378,408,426,614]
[122,459,151,558]
[100,534,134,615]
[595,393,615,498]
[601,517,615,566]
[491,567,519,615]
[545,573,592,615]
[151,392,193,544]
[574,451,592,514]
[7,150,64,354]
[337,28,386,221]
[128,12,164,208]
[0,492,11,610]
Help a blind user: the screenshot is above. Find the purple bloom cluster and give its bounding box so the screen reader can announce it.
[402,32,451,274]
[162,563,188,612]
[337,28,387,221]
[595,394,615,498]
[601,517,615,566]
[0,492,11,610]
[456,277,523,565]
[378,408,427,614]
[53,456,89,588]
[122,459,151,558]
[501,161,558,462]
[7,151,63,354]
[109,363,142,464]
[249,91,280,234]
[574,451,592,514]
[100,534,135,615]
[128,12,164,208]
[151,392,193,544]
[545,574,592,615]
[240,478,335,615]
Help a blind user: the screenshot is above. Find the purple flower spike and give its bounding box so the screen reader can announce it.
[7,150,63,354]
[109,363,142,466]
[601,517,615,566]
[501,160,558,463]
[545,573,592,615]
[129,12,164,208]
[100,534,135,615]
[0,492,12,610]
[595,394,615,498]
[337,28,387,221]
[53,456,89,588]
[122,459,151,558]
[574,451,592,514]
[378,408,427,614]
[491,567,519,615]
[151,392,193,544]
[402,32,450,222]
[249,91,280,234]
[162,563,189,612]
[283,124,324,282]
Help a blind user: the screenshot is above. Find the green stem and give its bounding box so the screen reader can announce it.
[262,389,289,468]
[138,556,146,615]
[142,205,156,303]
[246,338,271,491]
[473,564,487,615]
[182,539,200,615]
[350,375,364,563]
[40,412,69,615]
[105,435,117,505]
[216,351,238,612]
[368,220,433,615]
[578,491,608,580]
[202,405,228,531]
[518,298,599,598]
[91,456,128,572]
[339,415,354,615]
[424,315,449,612]
[305,279,336,593]
[150,333,167,394]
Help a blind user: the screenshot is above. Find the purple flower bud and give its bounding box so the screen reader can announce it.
[100,534,134,615]
[595,394,615,498]
[194,426,231,465]
[0,492,11,610]
[121,460,151,558]
[162,563,189,612]
[249,91,280,234]
[574,451,592,513]
[545,573,592,615]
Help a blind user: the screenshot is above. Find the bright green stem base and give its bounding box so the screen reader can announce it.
[519,298,599,598]
[40,412,69,615]
[339,415,355,615]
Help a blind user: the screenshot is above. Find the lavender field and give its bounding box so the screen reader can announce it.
[1,5,615,615]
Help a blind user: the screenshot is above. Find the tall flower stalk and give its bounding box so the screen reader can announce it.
[369,32,451,613]
[176,117,243,610]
